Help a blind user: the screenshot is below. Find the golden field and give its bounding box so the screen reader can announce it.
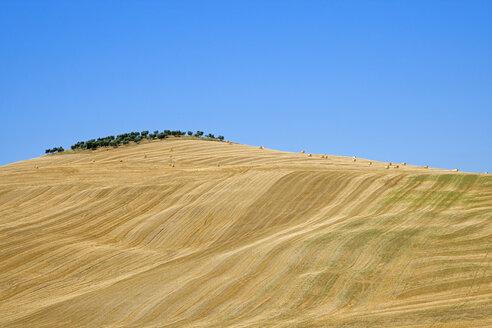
[0,139,491,327]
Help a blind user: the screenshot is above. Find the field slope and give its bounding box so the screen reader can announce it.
[0,139,491,327]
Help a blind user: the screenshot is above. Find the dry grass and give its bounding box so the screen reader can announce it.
[0,139,490,328]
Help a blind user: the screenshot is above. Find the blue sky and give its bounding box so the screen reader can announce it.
[1,0,491,172]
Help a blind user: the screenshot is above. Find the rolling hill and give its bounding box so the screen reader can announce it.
[0,139,490,327]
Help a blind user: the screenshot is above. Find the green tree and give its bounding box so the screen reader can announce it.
[46,128,224,153]
[86,139,97,150]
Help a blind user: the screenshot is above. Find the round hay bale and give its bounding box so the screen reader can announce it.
[91,159,95,163]
[385,165,389,169]
[352,158,356,162]
[484,172,488,175]
[388,162,392,166]
[34,165,39,169]
[402,162,406,166]
[423,165,428,169]
[308,154,312,157]
[119,160,123,162]
[301,150,305,154]
[144,154,147,158]
[368,162,372,165]
[395,165,399,168]
[259,146,263,149]
[353,156,356,159]
[217,163,221,167]
[453,168,459,172]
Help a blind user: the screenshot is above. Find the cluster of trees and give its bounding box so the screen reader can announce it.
[63,130,224,151]
[45,147,64,154]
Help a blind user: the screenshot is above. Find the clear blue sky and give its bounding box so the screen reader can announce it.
[1,0,491,172]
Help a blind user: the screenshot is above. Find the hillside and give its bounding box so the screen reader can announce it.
[0,139,491,327]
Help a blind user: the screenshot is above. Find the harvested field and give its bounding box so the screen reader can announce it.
[0,139,490,327]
